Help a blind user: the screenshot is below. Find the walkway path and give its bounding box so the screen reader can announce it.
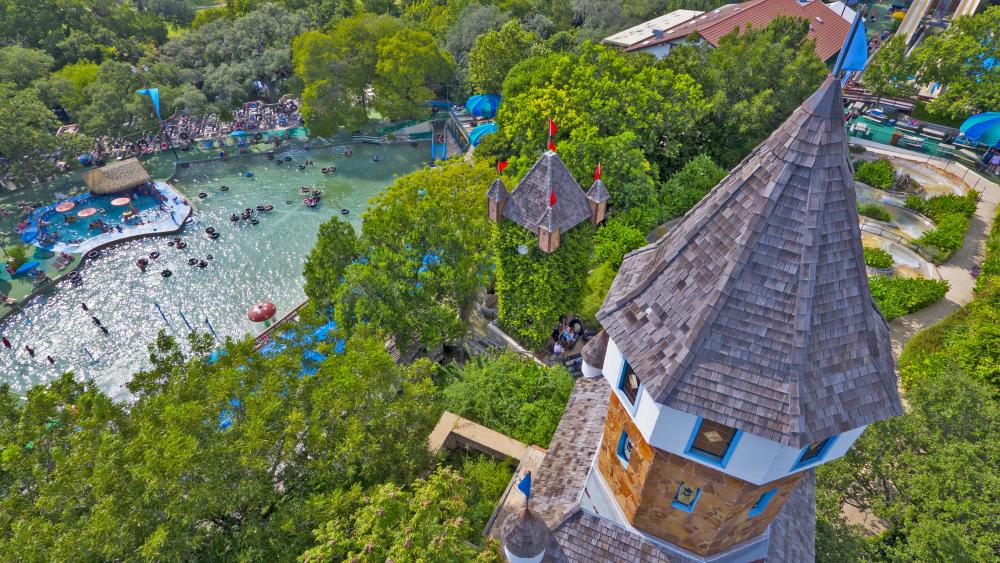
[888,166,1000,359]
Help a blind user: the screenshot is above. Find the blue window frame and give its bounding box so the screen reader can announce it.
[684,417,742,468]
[617,360,641,408]
[671,482,702,512]
[749,488,778,518]
[616,431,634,468]
[790,435,838,471]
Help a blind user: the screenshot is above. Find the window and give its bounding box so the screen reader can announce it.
[618,361,640,405]
[749,488,778,518]
[616,431,634,468]
[671,482,702,512]
[791,435,837,470]
[685,417,741,467]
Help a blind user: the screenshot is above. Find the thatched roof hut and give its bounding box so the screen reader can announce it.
[83,158,153,195]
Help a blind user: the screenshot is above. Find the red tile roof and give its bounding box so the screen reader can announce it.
[625,0,851,61]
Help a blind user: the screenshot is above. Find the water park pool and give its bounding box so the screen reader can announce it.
[0,141,428,399]
[28,188,172,247]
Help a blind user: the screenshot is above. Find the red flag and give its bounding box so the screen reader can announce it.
[594,162,602,181]
[548,117,557,137]
[497,161,508,174]
[547,139,557,152]
[549,189,557,208]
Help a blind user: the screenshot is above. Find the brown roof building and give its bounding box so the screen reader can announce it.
[82,158,153,195]
[622,0,851,62]
[495,77,902,563]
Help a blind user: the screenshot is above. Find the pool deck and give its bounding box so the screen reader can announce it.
[1,181,191,324]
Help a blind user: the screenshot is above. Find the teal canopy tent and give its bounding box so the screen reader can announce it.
[465,94,501,118]
[960,113,1000,147]
[469,122,498,146]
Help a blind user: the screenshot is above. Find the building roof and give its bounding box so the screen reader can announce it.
[625,0,851,62]
[602,9,705,47]
[495,377,819,562]
[82,158,153,194]
[502,151,592,234]
[581,330,609,370]
[586,179,610,204]
[487,178,509,203]
[596,77,902,448]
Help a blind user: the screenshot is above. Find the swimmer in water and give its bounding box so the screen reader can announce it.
[91,316,102,326]
[25,346,35,357]
[1,336,10,348]
[100,326,109,336]
[81,302,89,311]
[47,355,55,365]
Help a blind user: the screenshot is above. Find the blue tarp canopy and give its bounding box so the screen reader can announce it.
[465,94,501,118]
[960,112,1000,147]
[14,261,39,275]
[20,229,37,243]
[469,122,498,147]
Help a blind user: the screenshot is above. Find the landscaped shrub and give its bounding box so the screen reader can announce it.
[592,217,647,269]
[857,202,892,222]
[975,205,1000,293]
[457,455,515,537]
[907,192,978,262]
[659,154,728,221]
[869,275,949,321]
[905,192,978,219]
[580,261,617,326]
[854,158,895,190]
[864,247,894,269]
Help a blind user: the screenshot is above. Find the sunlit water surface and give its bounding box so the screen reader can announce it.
[1,142,428,398]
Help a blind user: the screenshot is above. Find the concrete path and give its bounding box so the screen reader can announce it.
[888,167,1000,359]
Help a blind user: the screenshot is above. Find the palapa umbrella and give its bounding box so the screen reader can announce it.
[55,201,75,213]
[247,301,277,325]
[111,197,131,207]
[77,207,98,218]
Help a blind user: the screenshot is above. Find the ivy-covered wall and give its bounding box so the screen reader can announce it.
[493,220,593,349]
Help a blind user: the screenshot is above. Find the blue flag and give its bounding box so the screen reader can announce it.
[517,472,532,500]
[834,11,868,74]
[136,88,162,120]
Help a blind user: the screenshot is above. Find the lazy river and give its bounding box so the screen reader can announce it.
[0,142,428,399]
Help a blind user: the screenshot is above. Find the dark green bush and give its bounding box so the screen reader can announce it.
[869,275,949,321]
[857,202,892,222]
[659,154,728,221]
[592,217,647,269]
[854,158,895,190]
[907,192,978,262]
[975,205,1000,293]
[905,192,978,220]
[864,247,894,269]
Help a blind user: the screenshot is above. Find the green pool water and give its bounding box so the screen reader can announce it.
[0,141,429,399]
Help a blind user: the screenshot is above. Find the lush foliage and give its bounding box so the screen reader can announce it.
[468,20,543,94]
[305,160,495,350]
[817,373,1000,562]
[860,35,916,103]
[0,329,441,559]
[906,192,978,261]
[591,217,647,270]
[868,275,949,321]
[442,352,574,447]
[493,219,593,349]
[976,205,1000,293]
[4,244,31,270]
[300,466,501,562]
[660,16,828,167]
[657,153,728,223]
[854,158,895,190]
[863,247,894,270]
[911,6,1000,120]
[857,202,892,223]
[457,455,516,536]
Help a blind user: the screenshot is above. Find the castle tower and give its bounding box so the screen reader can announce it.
[586,179,610,225]
[485,151,600,253]
[580,77,903,559]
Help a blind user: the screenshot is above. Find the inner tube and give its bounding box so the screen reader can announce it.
[286,200,293,204]
[149,251,160,259]
[167,241,175,247]
[161,269,172,278]
[230,213,239,221]
[250,218,259,225]
[220,186,229,191]
[341,209,349,215]
[86,250,99,259]
[263,205,273,211]
[275,160,283,165]
[72,279,83,287]
[205,227,216,234]
[206,254,214,260]
[209,231,220,239]
[176,241,187,249]
[137,258,148,267]
[298,165,305,170]
[184,217,194,225]
[245,172,253,177]
[188,258,198,266]
[256,205,265,212]
[284,156,292,161]
[198,260,207,268]
[198,192,208,199]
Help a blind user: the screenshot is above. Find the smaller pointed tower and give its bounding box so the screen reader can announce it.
[487,178,509,223]
[501,506,552,563]
[586,179,610,225]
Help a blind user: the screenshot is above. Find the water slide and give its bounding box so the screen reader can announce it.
[953,0,982,18]
[897,0,932,44]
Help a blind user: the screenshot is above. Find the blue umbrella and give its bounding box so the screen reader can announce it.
[14,261,40,276]
[20,228,37,243]
[960,113,1000,147]
[465,94,501,118]
[469,122,498,147]
[230,130,248,137]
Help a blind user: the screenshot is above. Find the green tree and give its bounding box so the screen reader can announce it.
[0,83,91,186]
[75,61,159,139]
[34,61,100,117]
[861,35,917,103]
[301,467,501,562]
[373,28,455,121]
[912,6,1000,120]
[0,46,53,89]
[468,20,542,93]
[304,218,359,307]
[442,352,574,446]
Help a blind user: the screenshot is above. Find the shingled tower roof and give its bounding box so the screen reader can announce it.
[596,77,902,448]
[502,151,592,233]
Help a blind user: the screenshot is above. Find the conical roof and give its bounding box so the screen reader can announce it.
[587,179,610,203]
[502,507,552,560]
[487,178,509,202]
[502,151,591,233]
[596,77,902,448]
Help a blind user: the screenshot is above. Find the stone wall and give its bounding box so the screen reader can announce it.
[596,393,805,556]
